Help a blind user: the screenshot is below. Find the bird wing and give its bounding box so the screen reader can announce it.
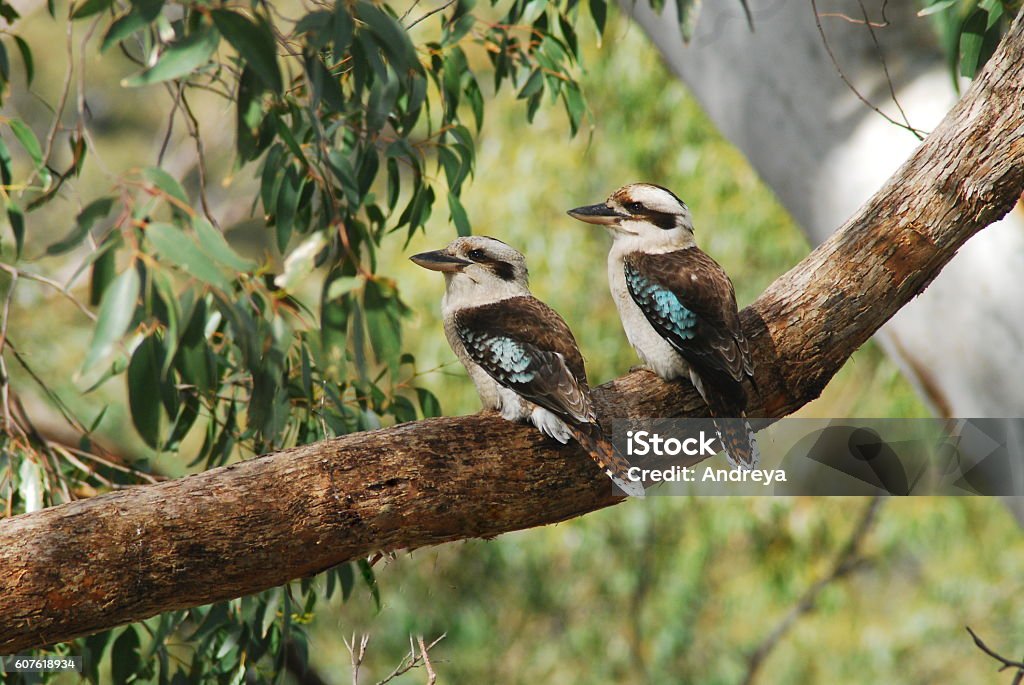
[623,249,753,404]
[454,296,595,425]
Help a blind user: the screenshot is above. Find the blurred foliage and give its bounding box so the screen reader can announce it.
[1,0,1016,683]
[917,0,1020,84]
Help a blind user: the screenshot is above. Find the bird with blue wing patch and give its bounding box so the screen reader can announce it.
[568,183,760,470]
[411,236,644,497]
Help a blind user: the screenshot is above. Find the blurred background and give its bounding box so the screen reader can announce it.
[2,1,1022,683]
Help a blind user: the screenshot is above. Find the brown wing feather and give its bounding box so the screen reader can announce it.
[626,249,754,410]
[454,296,594,425]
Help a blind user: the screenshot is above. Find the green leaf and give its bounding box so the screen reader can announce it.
[364,279,402,371]
[355,2,422,76]
[13,36,33,86]
[101,10,151,53]
[9,119,42,168]
[142,167,189,212]
[82,266,140,372]
[146,222,231,290]
[71,0,113,20]
[589,0,607,35]
[89,233,120,305]
[128,335,164,448]
[333,4,353,54]
[194,217,255,272]
[416,387,441,418]
[111,626,141,685]
[0,40,10,85]
[211,9,283,93]
[275,167,302,252]
[321,267,352,358]
[47,197,114,256]
[122,23,220,87]
[447,191,470,236]
[357,558,380,611]
[917,0,959,17]
[7,201,24,260]
[517,69,543,100]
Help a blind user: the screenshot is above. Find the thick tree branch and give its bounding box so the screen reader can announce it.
[2,11,1024,655]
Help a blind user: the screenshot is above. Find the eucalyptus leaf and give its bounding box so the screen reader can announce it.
[122,24,220,87]
[82,266,140,373]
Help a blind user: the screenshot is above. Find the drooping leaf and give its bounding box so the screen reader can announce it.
[6,201,24,260]
[110,626,141,685]
[47,197,115,256]
[145,222,231,290]
[82,266,140,372]
[447,191,471,236]
[194,217,256,272]
[101,10,151,53]
[71,0,113,20]
[9,119,42,168]
[122,23,220,87]
[211,9,283,93]
[13,35,33,85]
[128,335,164,448]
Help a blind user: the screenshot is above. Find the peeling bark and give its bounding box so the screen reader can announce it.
[1,8,1024,655]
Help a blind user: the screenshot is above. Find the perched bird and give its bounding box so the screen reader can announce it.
[568,183,759,469]
[410,236,644,497]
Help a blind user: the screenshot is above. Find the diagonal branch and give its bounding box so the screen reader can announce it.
[2,8,1024,656]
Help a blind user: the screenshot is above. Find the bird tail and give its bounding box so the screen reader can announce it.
[571,423,645,498]
[711,414,760,470]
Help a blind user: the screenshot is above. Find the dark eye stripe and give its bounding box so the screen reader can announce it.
[466,249,516,280]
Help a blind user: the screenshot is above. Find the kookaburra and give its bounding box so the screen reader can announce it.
[568,183,760,469]
[411,236,644,497]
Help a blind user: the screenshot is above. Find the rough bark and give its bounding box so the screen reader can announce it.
[2,8,1024,656]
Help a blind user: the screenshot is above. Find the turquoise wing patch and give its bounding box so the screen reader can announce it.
[625,265,697,341]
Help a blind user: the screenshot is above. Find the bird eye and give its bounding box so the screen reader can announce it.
[625,201,644,212]
[467,249,486,261]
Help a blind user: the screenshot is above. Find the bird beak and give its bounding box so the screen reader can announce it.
[567,203,624,226]
[409,250,472,273]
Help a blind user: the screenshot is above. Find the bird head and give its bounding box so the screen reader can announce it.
[410,235,529,293]
[567,183,695,250]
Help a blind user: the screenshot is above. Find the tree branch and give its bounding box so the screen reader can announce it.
[2,9,1024,656]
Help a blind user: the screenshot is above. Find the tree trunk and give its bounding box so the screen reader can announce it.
[2,6,1024,656]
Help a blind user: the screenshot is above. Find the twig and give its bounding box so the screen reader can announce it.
[819,0,889,29]
[811,0,925,140]
[157,82,184,167]
[856,0,920,140]
[742,497,883,685]
[178,90,219,228]
[405,0,457,30]
[344,633,369,685]
[399,0,421,23]
[0,266,17,434]
[417,636,437,685]
[967,627,1024,684]
[376,634,446,685]
[0,264,97,322]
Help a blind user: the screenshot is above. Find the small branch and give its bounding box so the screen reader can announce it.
[376,634,446,685]
[742,497,883,685]
[811,0,925,140]
[967,627,1024,684]
[178,90,218,228]
[344,633,369,685]
[405,0,457,30]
